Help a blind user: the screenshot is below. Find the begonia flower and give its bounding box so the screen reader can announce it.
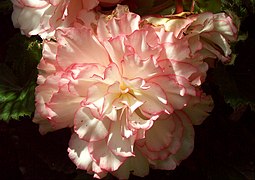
[11,0,122,39]
[33,5,215,179]
[145,12,238,64]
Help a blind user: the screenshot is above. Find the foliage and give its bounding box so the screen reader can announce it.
[0,34,42,121]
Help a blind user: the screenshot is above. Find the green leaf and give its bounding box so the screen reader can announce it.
[0,34,42,122]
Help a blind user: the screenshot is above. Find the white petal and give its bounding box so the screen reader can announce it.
[74,106,111,142]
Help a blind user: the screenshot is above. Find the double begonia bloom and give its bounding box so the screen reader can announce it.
[32,5,220,179]
[30,4,239,179]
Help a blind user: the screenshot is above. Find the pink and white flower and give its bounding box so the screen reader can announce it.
[11,0,122,39]
[145,12,238,64]
[31,5,236,179]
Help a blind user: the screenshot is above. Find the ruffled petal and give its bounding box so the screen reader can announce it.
[150,111,194,170]
[112,147,149,179]
[74,106,111,142]
[107,119,135,157]
[47,84,84,129]
[97,5,140,40]
[56,27,110,69]
[183,94,214,125]
[68,133,108,179]
[88,139,127,171]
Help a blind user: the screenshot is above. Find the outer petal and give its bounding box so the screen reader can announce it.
[125,29,160,60]
[32,110,54,135]
[136,113,183,161]
[97,5,140,40]
[183,94,214,125]
[34,73,64,130]
[143,115,181,152]
[47,84,84,130]
[144,15,197,39]
[112,147,149,179]
[149,111,194,170]
[37,41,61,83]
[68,133,108,179]
[11,0,53,37]
[213,13,238,41]
[159,39,191,62]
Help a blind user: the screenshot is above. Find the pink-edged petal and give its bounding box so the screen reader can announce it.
[68,132,93,170]
[76,9,98,28]
[11,2,52,37]
[158,59,197,80]
[144,115,180,152]
[107,119,135,157]
[128,109,154,131]
[68,133,108,179]
[188,35,203,55]
[125,29,160,59]
[65,63,105,97]
[136,112,187,162]
[13,0,49,8]
[103,36,128,70]
[103,63,122,84]
[38,40,59,73]
[213,13,238,41]
[137,140,172,161]
[201,40,231,63]
[35,73,64,121]
[86,83,113,118]
[74,106,111,142]
[121,54,162,80]
[145,15,197,39]
[86,82,108,104]
[88,139,127,171]
[202,32,231,57]
[136,82,171,115]
[47,84,83,129]
[97,5,140,40]
[148,76,192,110]
[159,39,190,61]
[56,27,110,70]
[150,111,194,170]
